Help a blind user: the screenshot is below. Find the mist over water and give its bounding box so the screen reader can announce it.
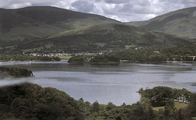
[1,60,196,105]
[0,61,34,86]
[0,77,34,87]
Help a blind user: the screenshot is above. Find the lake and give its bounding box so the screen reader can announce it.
[1,60,196,105]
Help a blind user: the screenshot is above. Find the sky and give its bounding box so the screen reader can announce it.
[0,0,196,22]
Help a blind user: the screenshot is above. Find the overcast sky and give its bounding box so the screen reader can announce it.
[1,0,196,22]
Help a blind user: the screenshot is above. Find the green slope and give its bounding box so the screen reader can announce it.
[0,6,191,53]
[0,6,118,42]
[128,7,196,38]
[0,7,63,42]
[13,6,116,25]
[14,23,190,53]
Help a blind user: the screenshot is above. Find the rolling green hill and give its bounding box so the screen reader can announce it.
[14,23,190,53]
[0,6,192,53]
[128,7,196,38]
[0,6,118,42]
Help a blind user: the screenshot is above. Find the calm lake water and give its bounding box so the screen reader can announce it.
[1,60,196,105]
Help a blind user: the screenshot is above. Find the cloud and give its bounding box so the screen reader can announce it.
[1,0,196,22]
[10,2,32,9]
[0,0,62,9]
[71,0,95,13]
[104,0,129,4]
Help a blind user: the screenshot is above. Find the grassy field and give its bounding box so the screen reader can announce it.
[153,102,188,111]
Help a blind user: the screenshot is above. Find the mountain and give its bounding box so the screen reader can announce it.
[128,7,196,38]
[15,23,190,53]
[0,6,191,53]
[0,6,118,42]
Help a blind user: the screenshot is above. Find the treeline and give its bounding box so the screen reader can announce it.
[138,86,196,119]
[162,44,196,56]
[68,53,120,65]
[0,67,33,78]
[68,55,89,64]
[0,83,195,120]
[114,49,166,63]
[0,54,61,62]
[138,86,192,107]
[114,44,196,63]
[161,44,196,61]
[68,49,167,64]
[68,43,196,64]
[68,44,196,64]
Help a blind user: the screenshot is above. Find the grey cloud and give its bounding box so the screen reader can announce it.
[182,0,196,7]
[123,0,151,7]
[1,0,196,22]
[104,0,129,4]
[108,1,156,15]
[0,0,62,9]
[71,0,95,13]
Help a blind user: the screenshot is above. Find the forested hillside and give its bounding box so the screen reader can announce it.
[0,83,195,120]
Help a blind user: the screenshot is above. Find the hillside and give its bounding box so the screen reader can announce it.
[0,6,118,42]
[13,23,190,53]
[128,7,196,38]
[0,6,192,53]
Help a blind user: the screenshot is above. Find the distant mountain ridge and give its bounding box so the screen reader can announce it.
[128,7,196,38]
[0,6,192,53]
[0,6,118,42]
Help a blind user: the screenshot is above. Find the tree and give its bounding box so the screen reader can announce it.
[139,86,173,106]
[140,97,154,120]
[91,101,100,113]
[164,99,175,118]
[149,54,166,63]
[106,102,116,111]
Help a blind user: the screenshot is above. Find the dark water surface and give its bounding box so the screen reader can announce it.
[1,60,196,105]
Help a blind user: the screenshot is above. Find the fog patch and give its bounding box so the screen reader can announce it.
[0,77,34,87]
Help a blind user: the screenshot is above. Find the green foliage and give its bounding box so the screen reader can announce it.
[67,42,196,64]
[68,53,120,65]
[162,44,196,59]
[138,87,195,120]
[0,54,61,62]
[68,43,196,64]
[108,48,167,63]
[0,83,195,120]
[0,83,84,120]
[187,93,196,117]
[108,43,196,63]
[0,66,33,78]
[90,53,120,64]
[91,101,100,113]
[164,99,175,118]
[68,55,89,64]
[138,86,192,107]
[148,54,167,63]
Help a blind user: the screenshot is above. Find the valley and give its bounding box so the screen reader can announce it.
[1,5,196,120]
